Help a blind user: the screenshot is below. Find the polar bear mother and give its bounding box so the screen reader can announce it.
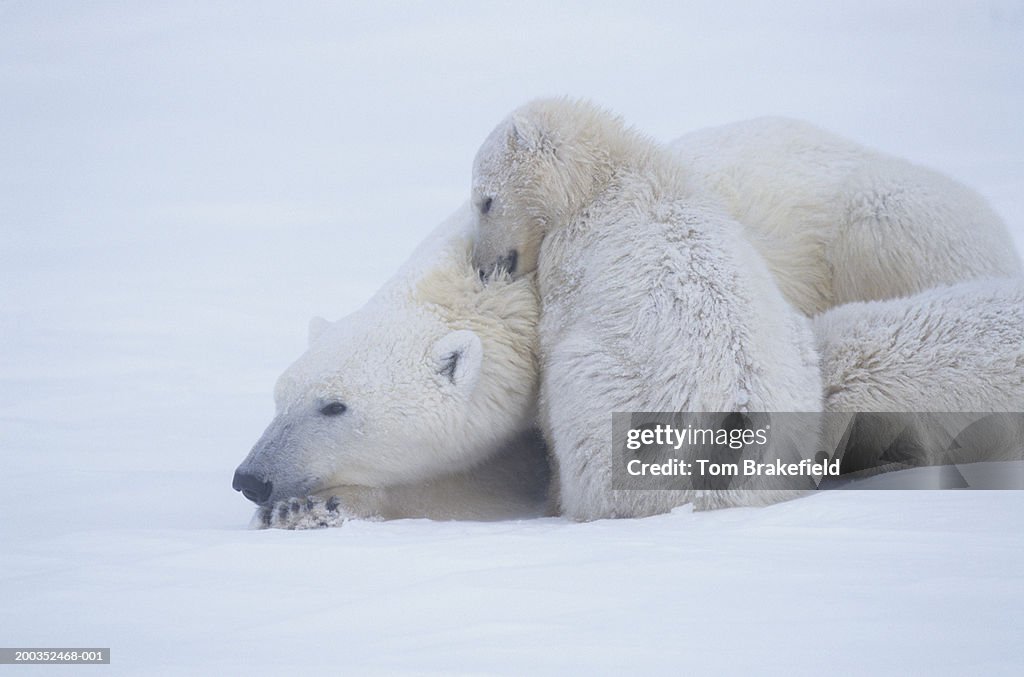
[233,209,550,526]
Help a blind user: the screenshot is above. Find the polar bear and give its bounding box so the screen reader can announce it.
[471,98,824,520]
[815,278,1024,475]
[232,205,549,528]
[668,117,1022,315]
[474,110,1020,315]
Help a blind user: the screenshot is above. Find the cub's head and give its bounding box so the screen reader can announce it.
[233,242,539,507]
[471,98,625,279]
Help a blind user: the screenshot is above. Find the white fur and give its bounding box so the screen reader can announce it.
[234,205,548,526]
[669,117,1022,315]
[815,278,1024,472]
[472,99,823,520]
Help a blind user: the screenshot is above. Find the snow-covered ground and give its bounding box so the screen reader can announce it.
[1,1,1022,674]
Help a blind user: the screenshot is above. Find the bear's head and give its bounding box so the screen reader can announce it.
[233,236,540,507]
[470,97,633,279]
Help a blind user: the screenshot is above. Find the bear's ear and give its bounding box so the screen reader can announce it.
[432,329,483,393]
[308,316,331,347]
[510,114,544,152]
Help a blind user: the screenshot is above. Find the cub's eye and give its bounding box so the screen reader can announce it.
[320,402,347,416]
[480,197,493,215]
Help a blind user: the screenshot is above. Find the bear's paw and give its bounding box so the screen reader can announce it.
[252,495,351,530]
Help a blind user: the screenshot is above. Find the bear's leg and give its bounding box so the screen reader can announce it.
[540,344,693,520]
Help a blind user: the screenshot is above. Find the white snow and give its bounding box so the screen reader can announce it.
[1,1,1022,674]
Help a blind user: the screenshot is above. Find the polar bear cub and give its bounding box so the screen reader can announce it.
[471,98,823,520]
[670,117,1022,315]
[815,278,1024,473]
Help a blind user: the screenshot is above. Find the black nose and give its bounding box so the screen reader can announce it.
[497,249,518,275]
[232,470,273,504]
[481,250,519,282]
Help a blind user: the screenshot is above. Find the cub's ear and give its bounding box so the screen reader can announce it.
[432,329,483,392]
[308,316,331,347]
[510,114,544,152]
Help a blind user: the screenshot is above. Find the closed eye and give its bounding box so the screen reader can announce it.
[320,402,347,416]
